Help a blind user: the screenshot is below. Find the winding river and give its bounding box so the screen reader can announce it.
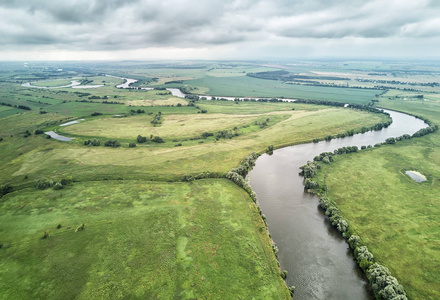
[248,110,428,299]
[23,76,428,297]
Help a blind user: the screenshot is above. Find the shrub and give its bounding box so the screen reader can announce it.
[129,143,137,148]
[34,129,44,135]
[36,178,54,190]
[280,270,288,279]
[53,182,64,190]
[348,235,360,249]
[0,184,13,197]
[367,263,407,299]
[151,136,165,143]
[104,140,121,147]
[137,135,147,143]
[266,145,274,154]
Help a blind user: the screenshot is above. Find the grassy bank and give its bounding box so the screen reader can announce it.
[315,91,440,299]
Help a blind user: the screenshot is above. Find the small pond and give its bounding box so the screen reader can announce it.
[44,131,74,141]
[405,171,427,183]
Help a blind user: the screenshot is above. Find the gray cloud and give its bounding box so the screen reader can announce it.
[0,0,439,59]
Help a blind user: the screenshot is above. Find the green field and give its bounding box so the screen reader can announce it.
[315,91,440,299]
[2,61,436,299]
[172,76,382,104]
[61,113,290,140]
[1,107,387,184]
[0,179,289,299]
[31,79,75,87]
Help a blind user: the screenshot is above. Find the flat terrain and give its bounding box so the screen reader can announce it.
[316,91,440,299]
[167,75,382,104]
[0,179,289,299]
[2,60,437,299]
[62,113,289,140]
[1,107,387,183]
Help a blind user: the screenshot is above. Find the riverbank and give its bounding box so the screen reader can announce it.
[311,94,440,299]
[248,109,428,299]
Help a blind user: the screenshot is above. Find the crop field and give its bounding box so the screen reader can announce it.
[315,91,440,299]
[0,179,289,299]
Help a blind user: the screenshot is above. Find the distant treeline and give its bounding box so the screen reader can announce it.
[357,78,439,87]
[0,101,31,110]
[247,70,350,81]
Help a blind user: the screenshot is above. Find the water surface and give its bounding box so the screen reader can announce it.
[248,110,428,299]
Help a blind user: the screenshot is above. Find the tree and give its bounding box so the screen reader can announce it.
[137,135,147,143]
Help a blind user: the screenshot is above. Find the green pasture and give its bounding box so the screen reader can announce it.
[2,107,388,185]
[30,79,75,87]
[167,76,381,104]
[0,179,289,299]
[315,91,440,299]
[61,112,289,141]
[44,101,195,118]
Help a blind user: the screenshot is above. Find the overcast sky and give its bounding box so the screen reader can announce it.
[1,0,439,61]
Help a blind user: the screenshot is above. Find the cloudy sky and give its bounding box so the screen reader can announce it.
[1,0,439,61]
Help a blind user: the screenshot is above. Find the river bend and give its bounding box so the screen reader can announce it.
[248,110,428,299]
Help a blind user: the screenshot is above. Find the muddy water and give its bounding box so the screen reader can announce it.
[248,110,428,299]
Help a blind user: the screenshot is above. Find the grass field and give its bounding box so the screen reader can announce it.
[0,179,290,299]
[1,61,426,299]
[31,79,75,87]
[169,76,382,104]
[2,107,388,184]
[315,91,440,299]
[61,113,290,140]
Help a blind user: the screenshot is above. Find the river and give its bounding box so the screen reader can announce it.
[25,75,427,297]
[248,110,428,299]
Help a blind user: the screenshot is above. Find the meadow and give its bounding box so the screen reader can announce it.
[0,61,422,299]
[164,75,382,104]
[315,90,440,299]
[0,179,290,299]
[1,106,388,185]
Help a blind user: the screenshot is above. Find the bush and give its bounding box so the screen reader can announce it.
[104,140,121,147]
[53,182,64,190]
[266,145,274,154]
[36,178,54,190]
[34,129,44,135]
[0,184,13,197]
[348,235,360,249]
[367,263,407,299]
[137,135,147,143]
[129,143,136,148]
[151,136,165,143]
[91,112,102,116]
[84,138,101,146]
